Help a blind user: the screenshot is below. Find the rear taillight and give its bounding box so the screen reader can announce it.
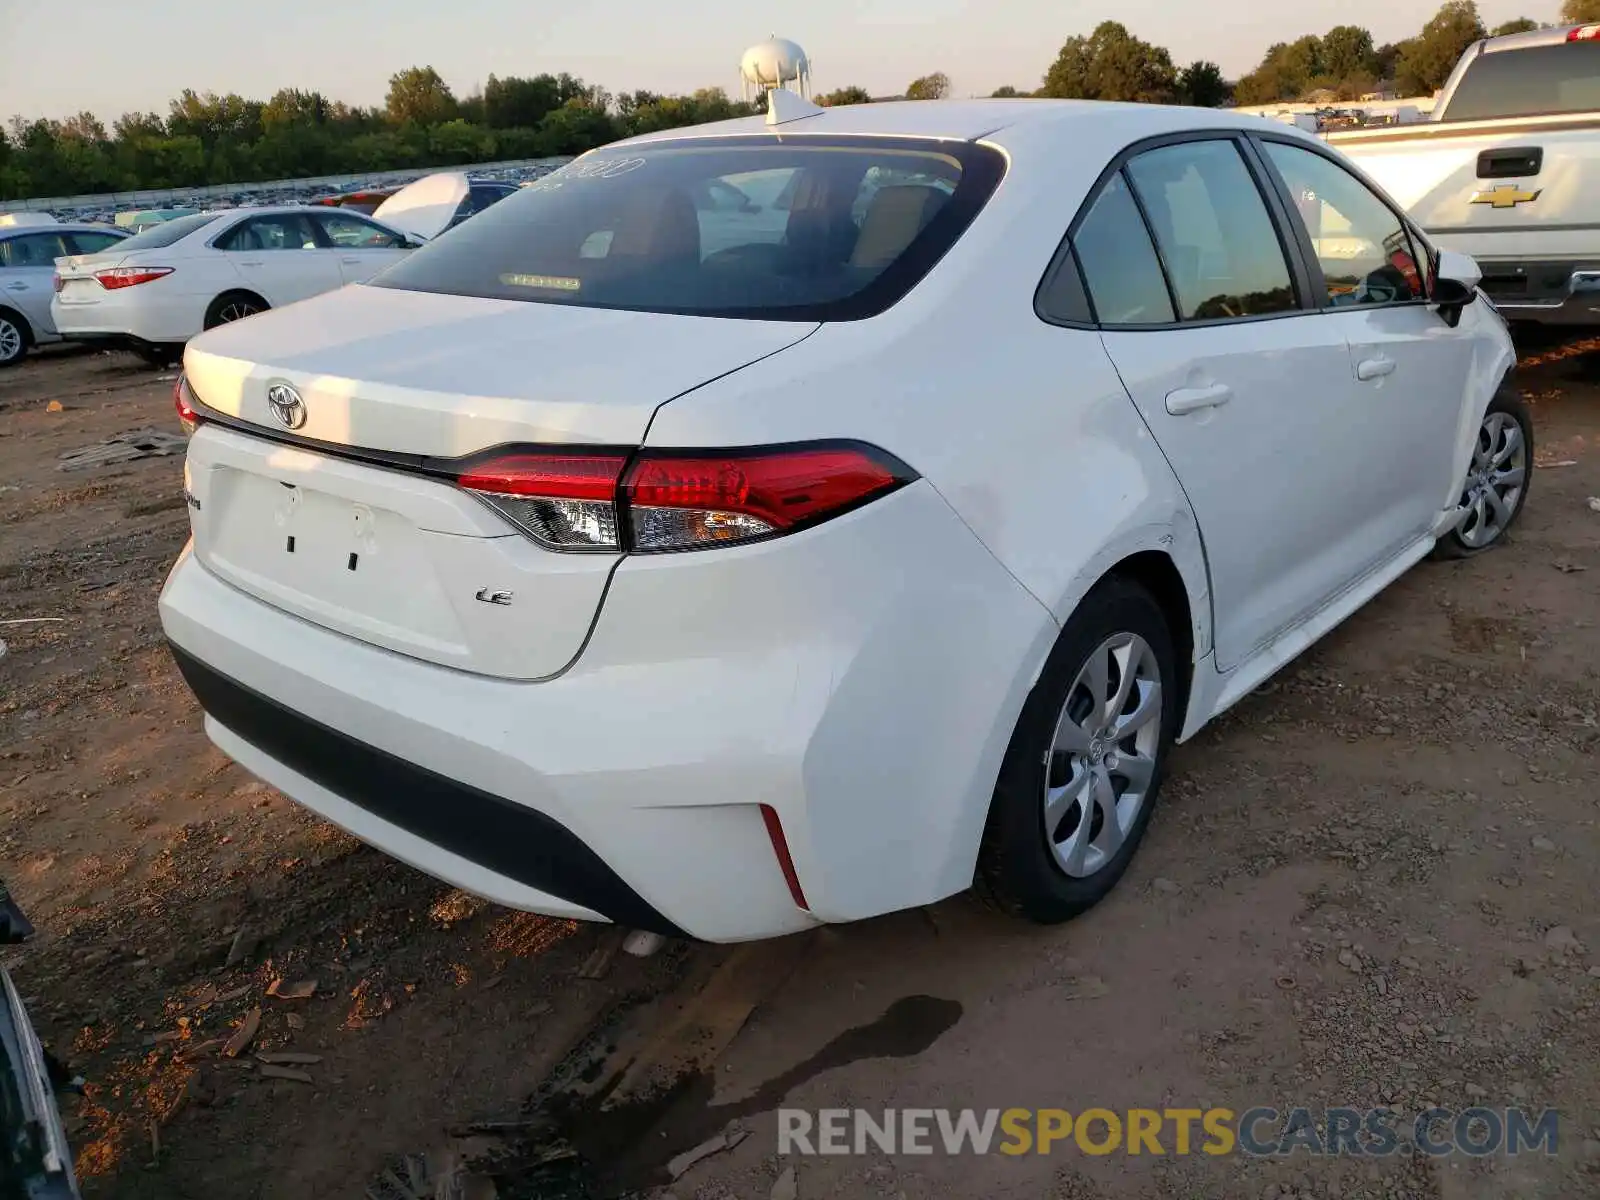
[95,267,173,290]
[458,453,627,550]
[454,442,914,553]
[174,375,201,435]
[52,273,63,293]
[1569,23,1600,40]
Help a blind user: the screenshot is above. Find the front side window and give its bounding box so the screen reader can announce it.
[316,212,403,248]
[1261,141,1425,307]
[1124,140,1297,321]
[217,215,321,252]
[1071,173,1175,325]
[0,232,72,267]
[371,136,1005,320]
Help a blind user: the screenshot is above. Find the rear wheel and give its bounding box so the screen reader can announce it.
[977,578,1179,923]
[204,291,268,330]
[1431,388,1533,560]
[0,309,30,367]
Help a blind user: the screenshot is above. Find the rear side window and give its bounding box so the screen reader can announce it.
[372,136,1005,320]
[1072,173,1175,325]
[1443,42,1600,121]
[1124,140,1297,321]
[114,212,221,251]
[216,214,320,251]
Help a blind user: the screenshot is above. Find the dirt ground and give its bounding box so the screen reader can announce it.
[1,336,1597,1199]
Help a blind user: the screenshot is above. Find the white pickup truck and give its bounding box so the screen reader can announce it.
[1329,24,1600,324]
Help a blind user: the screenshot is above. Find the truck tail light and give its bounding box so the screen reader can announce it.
[454,442,915,553]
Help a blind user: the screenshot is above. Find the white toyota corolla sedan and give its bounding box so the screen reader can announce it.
[159,98,1528,942]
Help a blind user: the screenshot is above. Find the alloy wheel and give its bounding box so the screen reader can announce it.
[0,317,22,364]
[216,300,259,324]
[1042,632,1163,878]
[1455,411,1527,550]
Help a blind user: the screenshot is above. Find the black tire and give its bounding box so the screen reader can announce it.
[1430,386,1534,560]
[133,345,181,369]
[977,577,1180,923]
[203,291,268,330]
[0,308,32,368]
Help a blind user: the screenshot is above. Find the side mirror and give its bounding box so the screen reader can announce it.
[1432,248,1480,327]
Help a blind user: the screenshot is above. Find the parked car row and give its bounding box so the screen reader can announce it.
[0,172,519,367]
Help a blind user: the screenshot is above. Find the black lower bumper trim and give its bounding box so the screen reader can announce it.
[167,643,685,937]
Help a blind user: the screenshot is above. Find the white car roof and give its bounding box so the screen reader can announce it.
[612,98,1318,150]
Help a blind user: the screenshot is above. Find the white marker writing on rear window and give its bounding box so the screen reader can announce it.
[525,157,648,193]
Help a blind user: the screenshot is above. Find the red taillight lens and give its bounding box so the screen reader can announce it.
[623,446,908,551]
[95,267,174,290]
[453,443,913,553]
[52,273,63,293]
[1569,23,1600,39]
[458,453,628,550]
[174,374,200,435]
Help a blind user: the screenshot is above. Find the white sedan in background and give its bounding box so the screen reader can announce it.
[51,206,418,365]
[160,98,1526,942]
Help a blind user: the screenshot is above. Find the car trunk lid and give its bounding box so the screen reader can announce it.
[180,284,819,679]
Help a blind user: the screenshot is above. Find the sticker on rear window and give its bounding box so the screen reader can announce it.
[499,273,581,291]
[524,157,648,194]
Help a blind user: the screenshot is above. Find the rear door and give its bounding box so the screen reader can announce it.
[1081,136,1392,670]
[0,230,73,336]
[213,213,344,306]
[311,211,412,284]
[1255,137,1471,520]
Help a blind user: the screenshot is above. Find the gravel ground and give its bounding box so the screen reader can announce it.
[1,337,1596,1199]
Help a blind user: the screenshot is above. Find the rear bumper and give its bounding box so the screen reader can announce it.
[50,290,205,345]
[1478,261,1600,325]
[159,479,1056,942]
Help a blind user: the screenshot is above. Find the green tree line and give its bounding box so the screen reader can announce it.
[3,0,1592,201]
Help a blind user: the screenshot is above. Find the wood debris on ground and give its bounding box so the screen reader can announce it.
[666,1123,749,1180]
[267,977,318,1000]
[258,1052,323,1065]
[57,428,188,472]
[258,1064,314,1084]
[222,1007,261,1058]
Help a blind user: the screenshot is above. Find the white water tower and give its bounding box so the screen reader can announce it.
[740,37,812,103]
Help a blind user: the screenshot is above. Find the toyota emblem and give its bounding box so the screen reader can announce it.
[265,383,307,430]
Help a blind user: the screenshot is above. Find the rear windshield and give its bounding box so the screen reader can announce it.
[371,136,1005,320]
[113,212,222,251]
[1443,41,1600,121]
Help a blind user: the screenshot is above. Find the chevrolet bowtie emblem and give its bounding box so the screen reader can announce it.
[1470,184,1542,209]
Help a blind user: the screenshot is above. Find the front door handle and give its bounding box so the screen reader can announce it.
[238,260,263,267]
[341,256,360,265]
[1165,383,1233,415]
[4,281,28,292]
[1356,356,1397,381]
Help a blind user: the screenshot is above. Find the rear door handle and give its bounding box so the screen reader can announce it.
[1165,383,1233,415]
[239,260,263,267]
[4,282,27,292]
[1356,356,1397,381]
[341,256,360,265]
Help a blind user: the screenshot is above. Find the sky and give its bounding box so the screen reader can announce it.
[0,0,1565,124]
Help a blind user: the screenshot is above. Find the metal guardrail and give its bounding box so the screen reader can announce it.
[6,156,574,212]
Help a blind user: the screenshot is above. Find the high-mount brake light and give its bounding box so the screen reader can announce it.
[453,443,914,553]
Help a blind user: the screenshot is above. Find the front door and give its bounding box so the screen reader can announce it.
[1078,137,1393,670]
